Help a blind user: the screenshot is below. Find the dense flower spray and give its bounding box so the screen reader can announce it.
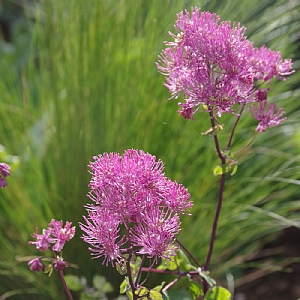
[156,7,294,131]
[28,219,76,271]
[80,149,192,266]
[156,8,295,296]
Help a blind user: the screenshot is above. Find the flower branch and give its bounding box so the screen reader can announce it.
[25,6,294,300]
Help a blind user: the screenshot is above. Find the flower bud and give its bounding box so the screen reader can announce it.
[28,258,43,272]
[53,257,67,271]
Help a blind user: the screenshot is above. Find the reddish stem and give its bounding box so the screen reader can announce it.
[58,270,74,300]
[226,105,245,151]
[126,248,138,300]
[176,238,201,267]
[202,113,227,294]
[204,173,226,271]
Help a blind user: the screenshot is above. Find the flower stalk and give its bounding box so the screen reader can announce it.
[58,270,74,300]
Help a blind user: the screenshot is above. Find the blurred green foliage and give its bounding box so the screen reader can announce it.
[0,0,299,299]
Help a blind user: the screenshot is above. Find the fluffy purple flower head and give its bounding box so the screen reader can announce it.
[156,7,254,119]
[131,208,180,263]
[48,219,76,252]
[87,149,192,221]
[157,7,294,132]
[247,45,294,82]
[28,258,43,272]
[80,149,192,266]
[80,209,126,266]
[29,219,75,252]
[0,163,10,188]
[250,101,286,132]
[29,228,53,252]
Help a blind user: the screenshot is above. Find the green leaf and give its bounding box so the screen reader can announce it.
[102,281,114,293]
[159,249,193,273]
[162,290,170,300]
[116,260,127,275]
[166,289,192,300]
[122,253,137,262]
[175,249,193,272]
[157,255,178,270]
[126,290,134,300]
[93,275,105,290]
[135,287,149,298]
[91,290,106,299]
[129,255,142,275]
[120,278,128,294]
[164,259,178,271]
[213,165,224,176]
[149,289,163,300]
[231,164,238,176]
[213,163,238,176]
[92,275,114,293]
[44,264,53,277]
[80,292,96,300]
[188,281,203,300]
[202,104,209,111]
[64,275,84,292]
[204,287,231,300]
[198,269,216,287]
[201,125,223,136]
[152,282,165,292]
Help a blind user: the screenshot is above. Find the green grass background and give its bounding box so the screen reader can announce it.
[0,0,300,299]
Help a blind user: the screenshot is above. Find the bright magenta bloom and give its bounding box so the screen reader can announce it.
[80,149,192,266]
[29,219,75,252]
[29,228,52,252]
[157,7,294,131]
[48,219,76,252]
[247,45,294,82]
[157,8,253,119]
[131,208,180,263]
[250,101,286,132]
[80,208,125,265]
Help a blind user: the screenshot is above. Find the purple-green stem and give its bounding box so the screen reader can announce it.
[202,109,246,294]
[203,173,226,271]
[58,270,74,300]
[202,113,227,294]
[176,238,201,267]
[203,173,226,295]
[226,105,245,151]
[126,248,138,300]
[141,267,200,276]
[51,250,74,300]
[140,267,202,293]
[135,255,146,287]
[123,221,139,299]
[135,112,243,296]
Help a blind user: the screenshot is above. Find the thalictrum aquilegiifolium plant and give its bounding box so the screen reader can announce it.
[21,6,294,300]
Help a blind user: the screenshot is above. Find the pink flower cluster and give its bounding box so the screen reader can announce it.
[80,149,192,266]
[28,219,75,272]
[29,219,76,252]
[0,163,10,188]
[156,7,294,132]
